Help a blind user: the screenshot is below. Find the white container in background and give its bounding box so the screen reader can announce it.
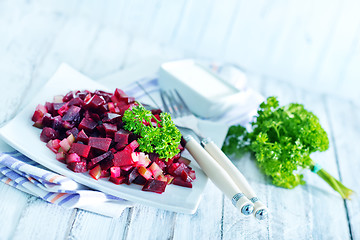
[158,59,245,118]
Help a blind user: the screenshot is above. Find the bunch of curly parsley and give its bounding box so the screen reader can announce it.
[122,104,181,160]
[222,96,353,199]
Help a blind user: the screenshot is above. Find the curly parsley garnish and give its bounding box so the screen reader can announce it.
[122,104,181,160]
[222,96,353,199]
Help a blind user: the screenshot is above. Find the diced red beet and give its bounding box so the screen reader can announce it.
[45,102,54,114]
[87,161,96,170]
[86,94,106,109]
[62,121,75,130]
[94,90,112,102]
[100,170,110,178]
[78,117,97,132]
[88,137,112,152]
[97,104,108,114]
[118,104,134,115]
[103,123,117,137]
[102,112,122,123]
[151,109,162,115]
[142,179,167,193]
[165,175,174,185]
[125,140,139,152]
[120,165,134,172]
[40,127,59,143]
[148,153,159,162]
[109,176,126,185]
[59,138,71,152]
[113,88,127,99]
[84,93,92,102]
[58,102,69,116]
[68,97,84,107]
[99,156,114,171]
[69,143,91,158]
[66,127,79,139]
[52,115,63,130]
[155,159,166,171]
[132,152,151,167]
[89,165,101,180]
[181,170,194,182]
[113,148,134,167]
[76,90,90,100]
[42,113,54,127]
[114,129,130,148]
[77,129,89,143]
[67,161,87,173]
[156,174,167,182]
[110,166,121,178]
[31,104,47,122]
[53,102,65,112]
[96,124,105,137]
[177,157,191,166]
[172,177,192,188]
[148,162,163,178]
[108,102,116,113]
[63,91,74,102]
[164,157,174,166]
[46,139,61,153]
[66,153,81,164]
[62,105,81,122]
[173,163,188,176]
[133,175,147,185]
[113,88,135,104]
[167,162,180,176]
[67,134,75,145]
[178,143,184,152]
[56,152,66,163]
[91,151,112,164]
[188,170,196,180]
[126,167,139,184]
[138,167,152,180]
[169,152,181,162]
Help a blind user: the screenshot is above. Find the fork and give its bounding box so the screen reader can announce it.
[160,89,268,220]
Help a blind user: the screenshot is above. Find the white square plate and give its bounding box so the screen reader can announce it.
[0,63,229,214]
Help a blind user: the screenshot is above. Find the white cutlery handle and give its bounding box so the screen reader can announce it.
[202,139,268,220]
[184,136,253,215]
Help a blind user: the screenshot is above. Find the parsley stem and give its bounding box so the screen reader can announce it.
[311,162,353,199]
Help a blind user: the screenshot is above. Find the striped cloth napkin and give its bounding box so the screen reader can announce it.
[0,64,264,218]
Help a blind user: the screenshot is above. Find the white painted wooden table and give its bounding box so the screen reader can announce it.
[0,1,359,239]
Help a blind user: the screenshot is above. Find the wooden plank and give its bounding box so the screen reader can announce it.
[326,97,360,239]
[173,182,223,240]
[11,197,74,240]
[125,206,175,239]
[81,26,131,79]
[68,208,130,239]
[0,184,30,240]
